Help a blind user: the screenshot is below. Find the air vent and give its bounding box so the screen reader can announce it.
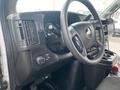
[17,20,39,46]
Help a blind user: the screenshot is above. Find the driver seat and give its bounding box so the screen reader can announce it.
[96,77,120,90]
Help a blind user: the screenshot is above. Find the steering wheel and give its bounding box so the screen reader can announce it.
[60,0,105,64]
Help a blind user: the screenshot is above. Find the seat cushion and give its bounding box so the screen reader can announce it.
[96,77,120,90]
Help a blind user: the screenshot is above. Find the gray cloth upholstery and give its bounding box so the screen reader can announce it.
[96,77,120,90]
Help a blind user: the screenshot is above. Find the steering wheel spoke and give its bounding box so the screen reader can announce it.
[68,26,78,38]
[72,35,88,57]
[94,40,104,48]
[69,26,87,57]
[97,40,104,47]
[83,48,87,56]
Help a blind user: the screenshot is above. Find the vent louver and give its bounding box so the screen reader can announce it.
[17,20,39,46]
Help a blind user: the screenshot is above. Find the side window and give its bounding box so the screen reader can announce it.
[108,9,120,55]
[111,9,120,35]
[112,9,120,29]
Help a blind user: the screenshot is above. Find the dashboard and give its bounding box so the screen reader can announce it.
[8,11,108,86]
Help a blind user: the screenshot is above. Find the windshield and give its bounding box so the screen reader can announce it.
[17,0,115,15]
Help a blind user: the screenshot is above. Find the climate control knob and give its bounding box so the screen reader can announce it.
[36,56,46,65]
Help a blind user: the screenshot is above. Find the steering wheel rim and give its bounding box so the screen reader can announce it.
[60,0,105,64]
